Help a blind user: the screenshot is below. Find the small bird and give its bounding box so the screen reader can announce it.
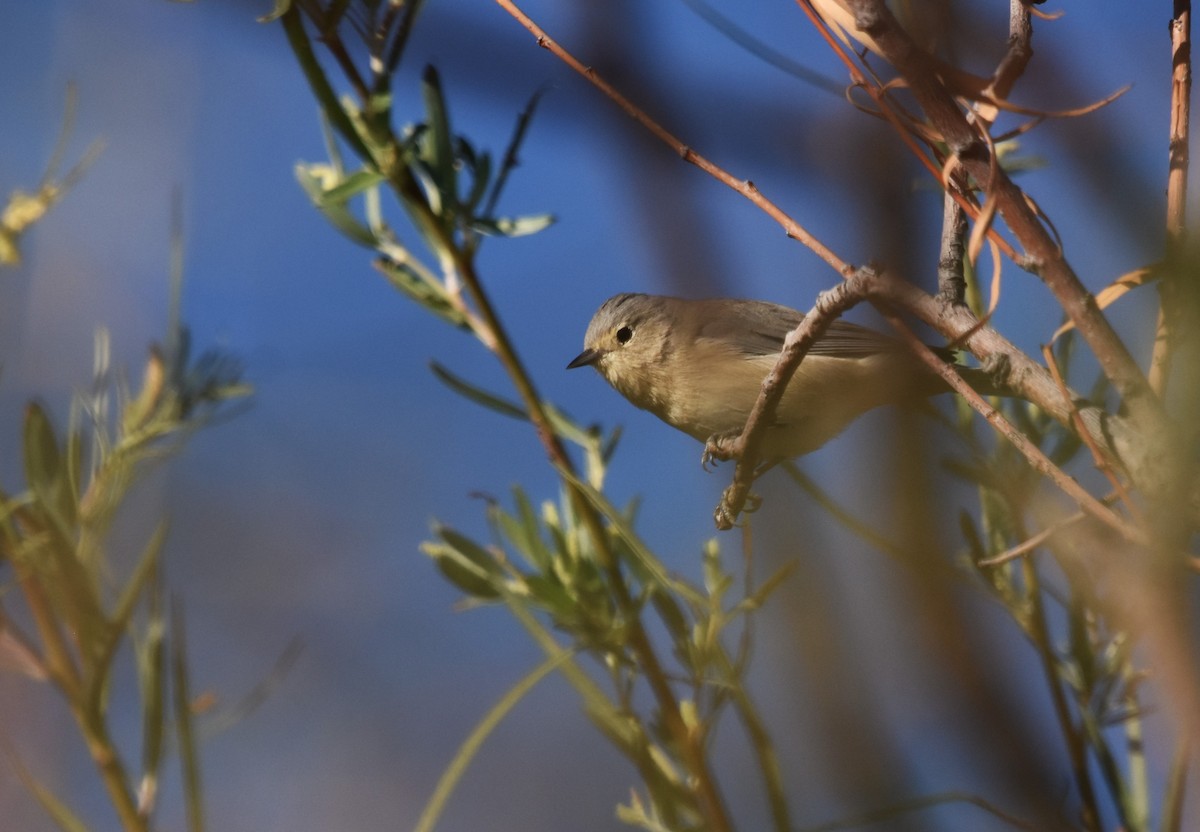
[567,293,996,463]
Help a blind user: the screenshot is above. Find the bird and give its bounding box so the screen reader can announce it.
[567,293,998,464]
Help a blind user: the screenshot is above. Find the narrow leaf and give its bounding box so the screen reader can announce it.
[471,214,555,238]
[171,601,205,832]
[295,164,378,247]
[419,65,456,214]
[421,540,501,600]
[0,739,89,832]
[23,403,77,530]
[429,362,527,421]
[140,565,167,785]
[511,487,552,571]
[414,650,573,832]
[1052,267,1156,343]
[320,168,386,205]
[278,7,374,163]
[256,0,290,23]
[373,259,468,329]
[87,522,168,715]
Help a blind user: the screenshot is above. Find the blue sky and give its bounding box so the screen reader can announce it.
[0,2,1187,830]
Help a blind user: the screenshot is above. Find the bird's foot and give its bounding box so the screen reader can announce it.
[702,430,743,471]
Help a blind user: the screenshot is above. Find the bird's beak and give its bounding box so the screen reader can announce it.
[566,348,602,369]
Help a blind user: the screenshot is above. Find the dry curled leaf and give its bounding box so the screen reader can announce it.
[1051,267,1157,342]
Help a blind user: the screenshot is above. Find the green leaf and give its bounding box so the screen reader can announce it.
[438,526,503,575]
[543,403,597,449]
[425,546,500,599]
[471,214,555,238]
[419,65,456,216]
[422,526,503,599]
[736,560,797,613]
[463,148,492,213]
[295,164,378,247]
[650,590,689,642]
[87,522,167,715]
[414,651,573,832]
[523,574,575,617]
[279,7,374,163]
[0,741,89,832]
[171,602,204,832]
[374,259,468,329]
[23,402,77,530]
[139,563,167,784]
[429,362,526,421]
[321,167,386,204]
[512,487,552,571]
[600,425,623,464]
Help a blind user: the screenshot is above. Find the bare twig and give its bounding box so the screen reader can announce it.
[1041,343,1140,519]
[978,512,1085,567]
[494,0,848,278]
[937,190,968,304]
[987,0,1034,104]
[1151,0,1192,395]
[862,278,1145,546]
[839,0,1167,441]
[711,270,874,528]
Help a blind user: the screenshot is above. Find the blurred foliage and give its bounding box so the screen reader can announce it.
[1,324,248,831]
[0,89,249,827]
[0,86,103,268]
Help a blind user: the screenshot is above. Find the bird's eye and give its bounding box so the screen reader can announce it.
[616,325,633,344]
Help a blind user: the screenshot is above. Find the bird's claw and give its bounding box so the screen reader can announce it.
[702,431,742,472]
[713,491,764,529]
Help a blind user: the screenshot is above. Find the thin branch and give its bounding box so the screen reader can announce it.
[937,189,968,304]
[987,0,1034,103]
[493,0,848,278]
[840,0,1167,441]
[1162,739,1191,832]
[797,0,1021,265]
[680,0,844,95]
[1041,343,1139,520]
[1015,545,1102,832]
[1151,0,1192,394]
[872,305,1143,546]
[710,269,875,528]
[977,514,1079,567]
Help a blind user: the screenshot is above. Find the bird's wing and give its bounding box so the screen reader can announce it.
[697,300,905,359]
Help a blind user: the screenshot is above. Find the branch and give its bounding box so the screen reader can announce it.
[840,0,1168,441]
[1151,0,1192,394]
[937,190,968,304]
[711,270,875,528]
[712,268,1145,541]
[494,0,849,278]
[987,0,1035,103]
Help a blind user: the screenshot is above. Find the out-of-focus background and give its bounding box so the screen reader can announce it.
[0,2,1187,830]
